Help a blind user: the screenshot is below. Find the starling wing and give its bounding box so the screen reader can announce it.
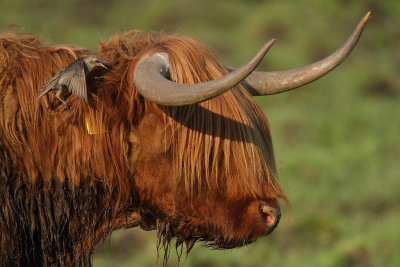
[38,59,88,103]
[57,59,88,103]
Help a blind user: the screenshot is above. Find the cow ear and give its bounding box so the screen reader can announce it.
[131,112,172,161]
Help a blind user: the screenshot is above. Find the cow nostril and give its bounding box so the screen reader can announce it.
[259,203,281,229]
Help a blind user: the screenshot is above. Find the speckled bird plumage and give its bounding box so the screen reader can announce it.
[37,55,108,108]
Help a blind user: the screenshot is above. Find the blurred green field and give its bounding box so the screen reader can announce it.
[1,0,399,266]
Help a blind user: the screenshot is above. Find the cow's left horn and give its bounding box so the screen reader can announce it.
[235,12,370,95]
[133,39,275,106]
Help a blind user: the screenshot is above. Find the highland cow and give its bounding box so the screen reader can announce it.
[0,13,369,266]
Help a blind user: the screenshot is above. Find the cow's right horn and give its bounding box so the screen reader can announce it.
[236,12,371,95]
[133,39,276,106]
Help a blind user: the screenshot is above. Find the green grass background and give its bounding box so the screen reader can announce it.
[1,0,398,266]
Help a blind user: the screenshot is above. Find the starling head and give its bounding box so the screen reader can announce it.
[83,55,110,72]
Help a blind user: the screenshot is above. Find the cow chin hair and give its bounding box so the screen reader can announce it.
[155,217,256,266]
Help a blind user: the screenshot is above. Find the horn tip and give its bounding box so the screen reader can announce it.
[363,11,371,23]
[262,39,276,51]
[354,11,371,34]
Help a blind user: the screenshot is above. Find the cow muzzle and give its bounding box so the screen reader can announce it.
[259,203,281,235]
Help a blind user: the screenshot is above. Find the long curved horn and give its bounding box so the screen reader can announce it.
[238,12,370,95]
[133,39,275,106]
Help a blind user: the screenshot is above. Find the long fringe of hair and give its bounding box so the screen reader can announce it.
[95,31,287,202]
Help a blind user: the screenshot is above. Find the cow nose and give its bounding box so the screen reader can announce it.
[259,203,281,233]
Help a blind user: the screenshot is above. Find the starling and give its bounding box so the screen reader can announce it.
[38,55,109,108]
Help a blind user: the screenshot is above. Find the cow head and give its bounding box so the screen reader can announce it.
[89,13,369,250]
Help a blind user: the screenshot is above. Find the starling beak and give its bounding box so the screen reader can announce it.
[38,55,109,109]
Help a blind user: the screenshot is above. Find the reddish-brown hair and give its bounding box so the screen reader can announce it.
[0,29,286,265]
[96,31,286,201]
[1,30,285,200]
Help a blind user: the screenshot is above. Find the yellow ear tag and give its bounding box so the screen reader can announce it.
[85,115,97,135]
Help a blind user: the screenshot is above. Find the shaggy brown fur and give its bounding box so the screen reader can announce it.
[0,30,286,266]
